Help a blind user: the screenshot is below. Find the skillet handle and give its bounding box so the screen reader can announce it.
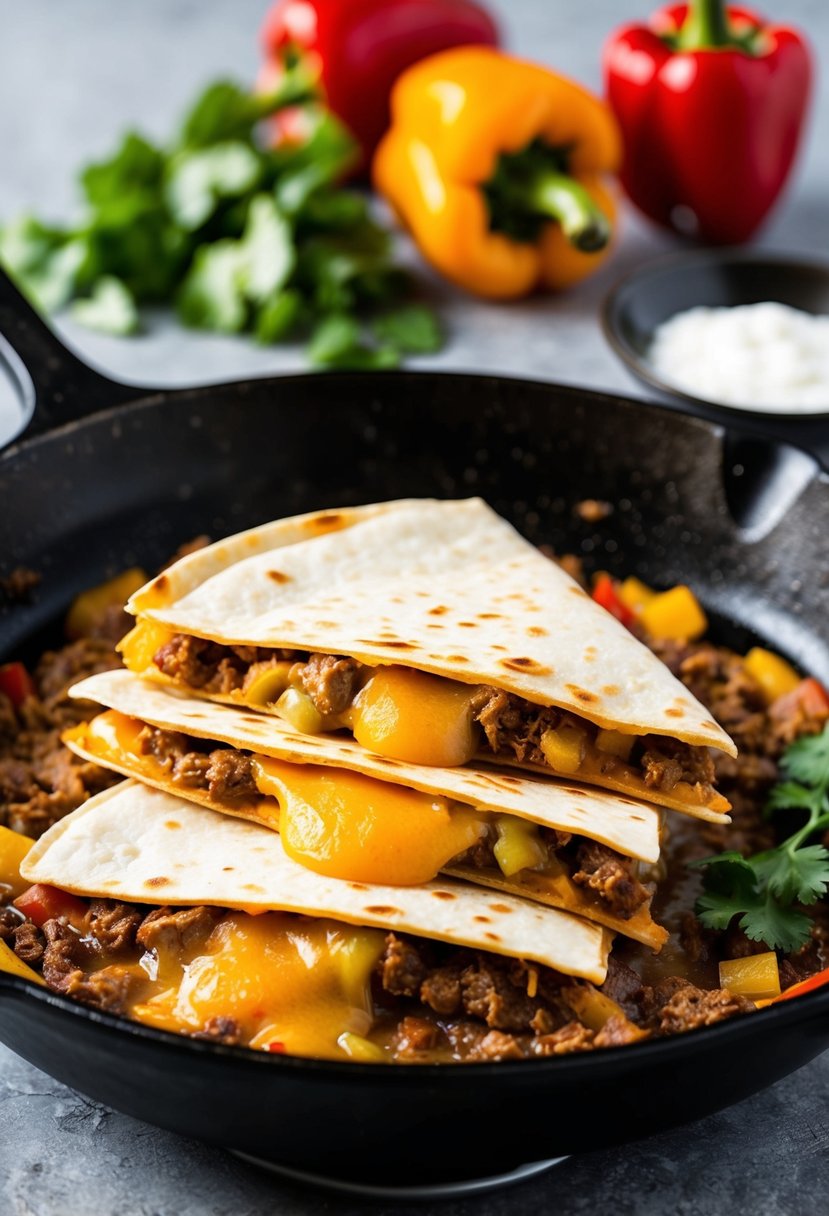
[0,268,142,442]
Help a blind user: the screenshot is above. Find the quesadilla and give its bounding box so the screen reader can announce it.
[20,781,612,984]
[65,670,667,947]
[119,499,735,822]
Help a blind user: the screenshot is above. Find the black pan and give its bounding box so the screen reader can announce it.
[1,269,828,1191]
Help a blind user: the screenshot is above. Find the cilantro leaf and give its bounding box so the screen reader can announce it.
[693,722,829,953]
[71,276,139,335]
[781,729,829,789]
[165,143,261,231]
[177,241,248,332]
[307,314,399,370]
[372,305,443,354]
[81,132,165,209]
[241,196,295,303]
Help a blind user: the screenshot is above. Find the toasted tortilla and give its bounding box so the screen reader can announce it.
[126,498,735,759]
[21,781,612,983]
[67,671,666,948]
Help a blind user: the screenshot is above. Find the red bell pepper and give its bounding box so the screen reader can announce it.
[603,1,812,244]
[591,574,636,629]
[260,0,499,171]
[14,884,89,929]
[0,662,36,709]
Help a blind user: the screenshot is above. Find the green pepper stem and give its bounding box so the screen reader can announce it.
[521,171,611,254]
[675,0,736,50]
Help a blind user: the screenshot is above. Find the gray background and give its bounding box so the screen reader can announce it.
[1,1,828,1211]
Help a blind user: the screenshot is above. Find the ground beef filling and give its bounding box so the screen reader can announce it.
[0,893,753,1059]
[133,724,650,917]
[152,635,716,798]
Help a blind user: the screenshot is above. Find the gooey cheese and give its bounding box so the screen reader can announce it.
[131,912,385,1059]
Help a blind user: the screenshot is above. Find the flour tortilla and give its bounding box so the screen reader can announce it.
[126,498,734,758]
[21,781,612,983]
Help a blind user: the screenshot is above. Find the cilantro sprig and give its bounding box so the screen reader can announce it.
[694,724,829,953]
[0,74,442,368]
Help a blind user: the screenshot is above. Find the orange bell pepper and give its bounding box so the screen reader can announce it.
[373,47,621,299]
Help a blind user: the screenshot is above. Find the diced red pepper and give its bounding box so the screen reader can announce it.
[591,573,636,629]
[0,662,36,709]
[14,884,89,929]
[771,678,829,722]
[772,966,829,1005]
[267,1040,286,1053]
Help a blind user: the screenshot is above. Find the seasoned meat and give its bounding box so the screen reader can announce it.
[461,958,542,1032]
[420,962,463,1015]
[85,901,143,955]
[138,727,258,802]
[533,1021,596,1056]
[204,750,257,801]
[390,1016,440,1061]
[594,1015,647,1048]
[64,966,140,1014]
[153,634,288,697]
[294,653,362,717]
[645,978,755,1034]
[0,906,22,942]
[379,933,429,997]
[136,905,221,956]
[12,920,45,966]
[40,919,94,991]
[571,841,650,918]
[639,736,716,794]
[193,1016,242,1046]
[600,957,647,1020]
[469,1029,527,1061]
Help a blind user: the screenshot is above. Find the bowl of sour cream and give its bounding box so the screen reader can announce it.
[602,251,829,420]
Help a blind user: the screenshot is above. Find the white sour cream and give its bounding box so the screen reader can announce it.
[648,302,829,414]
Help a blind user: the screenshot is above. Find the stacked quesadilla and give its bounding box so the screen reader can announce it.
[23,498,735,1060]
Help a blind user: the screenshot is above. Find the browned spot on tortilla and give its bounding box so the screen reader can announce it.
[665,707,684,718]
[458,622,478,628]
[428,605,448,616]
[701,720,720,730]
[364,905,400,916]
[185,712,204,719]
[426,624,444,630]
[315,620,337,630]
[563,787,587,797]
[484,932,501,943]
[145,876,169,889]
[359,639,413,650]
[478,612,502,619]
[490,903,513,914]
[446,654,470,663]
[350,883,369,891]
[491,645,508,652]
[311,512,343,529]
[527,626,548,637]
[243,716,266,725]
[474,915,492,924]
[373,756,399,765]
[243,883,264,893]
[267,570,291,584]
[164,821,181,830]
[499,775,520,786]
[499,657,553,676]
[566,683,598,704]
[222,866,234,871]
[602,684,620,696]
[568,586,588,597]
[432,890,457,901]
[153,574,168,592]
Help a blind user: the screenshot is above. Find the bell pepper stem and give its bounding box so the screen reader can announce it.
[675,0,733,49]
[523,172,611,253]
[255,61,319,118]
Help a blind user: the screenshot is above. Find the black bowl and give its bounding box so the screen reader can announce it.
[602,251,829,460]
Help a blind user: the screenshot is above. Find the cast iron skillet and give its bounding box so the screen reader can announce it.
[1,269,828,1189]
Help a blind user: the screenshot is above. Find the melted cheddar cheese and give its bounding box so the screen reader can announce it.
[131,913,384,1059]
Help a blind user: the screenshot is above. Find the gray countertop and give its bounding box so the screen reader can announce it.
[1,1,828,1211]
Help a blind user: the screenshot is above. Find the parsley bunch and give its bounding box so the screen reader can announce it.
[694,725,829,953]
[0,75,442,368]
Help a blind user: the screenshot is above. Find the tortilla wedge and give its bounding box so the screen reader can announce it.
[20,781,613,984]
[121,498,735,822]
[66,670,666,949]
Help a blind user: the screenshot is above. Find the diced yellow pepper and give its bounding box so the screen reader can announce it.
[66,568,147,639]
[744,648,800,706]
[275,687,324,735]
[337,1032,386,1062]
[118,620,175,672]
[640,585,707,642]
[719,952,781,1001]
[618,577,656,614]
[540,724,585,773]
[595,728,634,762]
[244,661,295,706]
[493,815,547,877]
[0,939,44,985]
[0,825,35,898]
